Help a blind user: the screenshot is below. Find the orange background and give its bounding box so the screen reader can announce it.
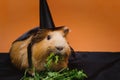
[0,0,120,52]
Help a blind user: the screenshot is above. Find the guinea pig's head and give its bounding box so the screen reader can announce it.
[32,26,71,70]
[46,27,70,56]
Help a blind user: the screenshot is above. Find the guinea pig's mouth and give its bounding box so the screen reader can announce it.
[47,51,68,58]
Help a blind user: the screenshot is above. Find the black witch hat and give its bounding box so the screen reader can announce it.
[40,0,55,29]
[14,0,55,42]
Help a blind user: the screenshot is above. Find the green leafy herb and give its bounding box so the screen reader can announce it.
[45,53,61,69]
[20,53,87,80]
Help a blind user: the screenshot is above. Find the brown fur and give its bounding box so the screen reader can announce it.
[10,26,71,72]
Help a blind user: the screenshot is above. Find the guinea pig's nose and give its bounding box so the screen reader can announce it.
[56,46,63,51]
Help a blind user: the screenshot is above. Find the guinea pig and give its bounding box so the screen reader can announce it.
[10,26,71,72]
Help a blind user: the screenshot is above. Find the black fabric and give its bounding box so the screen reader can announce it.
[0,52,120,80]
[0,53,24,80]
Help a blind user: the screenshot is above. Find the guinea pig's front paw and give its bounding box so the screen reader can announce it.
[25,67,36,76]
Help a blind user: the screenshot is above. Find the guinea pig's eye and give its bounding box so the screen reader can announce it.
[47,35,51,40]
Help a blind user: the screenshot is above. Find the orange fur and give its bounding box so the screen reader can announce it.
[10,36,32,69]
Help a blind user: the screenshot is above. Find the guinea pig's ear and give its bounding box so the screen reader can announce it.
[63,27,69,36]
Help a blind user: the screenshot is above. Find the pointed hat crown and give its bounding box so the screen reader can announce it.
[40,0,55,29]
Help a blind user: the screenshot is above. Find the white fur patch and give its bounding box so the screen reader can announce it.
[50,31,68,47]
